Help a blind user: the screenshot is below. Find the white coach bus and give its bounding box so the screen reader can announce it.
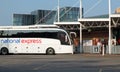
[0,25,73,55]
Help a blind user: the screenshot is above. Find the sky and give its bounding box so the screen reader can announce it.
[0,0,120,26]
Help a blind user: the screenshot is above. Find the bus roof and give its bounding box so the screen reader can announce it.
[0,25,67,33]
[0,25,59,29]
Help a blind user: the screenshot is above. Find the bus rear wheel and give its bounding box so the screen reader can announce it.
[46,48,55,55]
[1,48,9,55]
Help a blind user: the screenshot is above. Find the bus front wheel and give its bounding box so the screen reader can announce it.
[1,48,9,55]
[46,48,55,55]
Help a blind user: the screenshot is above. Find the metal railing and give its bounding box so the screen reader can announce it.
[82,45,120,54]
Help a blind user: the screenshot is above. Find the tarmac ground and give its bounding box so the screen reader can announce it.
[0,54,120,72]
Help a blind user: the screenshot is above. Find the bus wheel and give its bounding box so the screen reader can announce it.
[1,48,9,55]
[46,48,55,55]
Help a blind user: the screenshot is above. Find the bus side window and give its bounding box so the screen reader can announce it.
[0,31,4,37]
[0,30,8,37]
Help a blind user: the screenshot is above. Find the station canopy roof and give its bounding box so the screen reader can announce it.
[78,14,120,28]
[54,14,120,30]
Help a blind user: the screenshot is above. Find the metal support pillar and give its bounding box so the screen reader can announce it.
[108,0,111,54]
[79,0,83,53]
[80,24,83,53]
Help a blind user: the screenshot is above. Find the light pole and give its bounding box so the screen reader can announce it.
[57,0,60,22]
[80,0,82,19]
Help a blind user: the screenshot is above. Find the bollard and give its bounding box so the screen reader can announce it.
[102,44,105,56]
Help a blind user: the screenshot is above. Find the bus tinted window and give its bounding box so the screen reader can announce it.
[0,30,8,37]
[0,30,70,45]
[7,30,58,39]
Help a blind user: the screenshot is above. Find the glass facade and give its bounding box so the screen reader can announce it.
[31,10,56,24]
[13,14,35,26]
[13,7,81,26]
[55,7,80,22]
